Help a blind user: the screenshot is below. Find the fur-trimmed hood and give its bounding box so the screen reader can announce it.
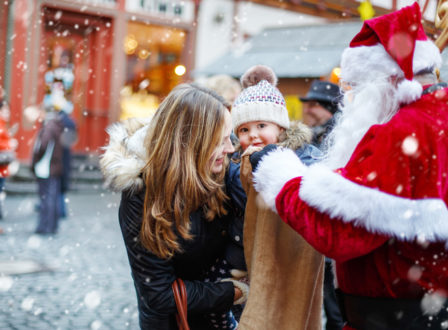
[278,121,312,150]
[99,117,152,193]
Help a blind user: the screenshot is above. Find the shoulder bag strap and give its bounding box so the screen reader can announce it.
[172,279,189,330]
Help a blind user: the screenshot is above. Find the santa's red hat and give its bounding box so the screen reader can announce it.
[340,2,441,104]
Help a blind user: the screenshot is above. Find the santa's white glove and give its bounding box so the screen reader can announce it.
[252,147,306,212]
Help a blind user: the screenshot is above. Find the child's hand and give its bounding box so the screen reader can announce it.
[241,145,262,158]
[249,144,278,172]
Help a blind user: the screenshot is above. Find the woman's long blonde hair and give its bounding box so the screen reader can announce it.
[141,83,231,259]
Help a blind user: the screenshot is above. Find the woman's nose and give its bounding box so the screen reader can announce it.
[224,138,235,154]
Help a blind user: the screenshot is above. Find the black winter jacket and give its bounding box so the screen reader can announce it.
[119,190,235,329]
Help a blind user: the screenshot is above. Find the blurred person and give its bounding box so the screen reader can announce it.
[247,3,448,329]
[100,83,248,329]
[203,74,242,105]
[300,80,341,149]
[58,109,77,218]
[0,87,18,223]
[202,74,242,145]
[31,105,64,235]
[300,80,344,330]
[41,78,77,219]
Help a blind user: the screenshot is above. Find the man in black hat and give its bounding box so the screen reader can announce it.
[300,80,344,330]
[300,80,340,149]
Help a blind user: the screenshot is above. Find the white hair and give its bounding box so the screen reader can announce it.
[322,76,399,169]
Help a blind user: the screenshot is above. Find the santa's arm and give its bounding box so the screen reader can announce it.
[253,120,448,262]
[276,175,388,262]
[251,147,388,261]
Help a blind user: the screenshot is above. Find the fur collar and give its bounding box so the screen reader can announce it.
[99,118,151,193]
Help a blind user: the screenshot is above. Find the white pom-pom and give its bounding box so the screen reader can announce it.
[396,79,422,105]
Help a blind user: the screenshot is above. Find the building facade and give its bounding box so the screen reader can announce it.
[2,0,198,159]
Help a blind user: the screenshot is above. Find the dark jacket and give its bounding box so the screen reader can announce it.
[59,111,77,192]
[31,112,64,178]
[225,122,322,271]
[100,121,234,329]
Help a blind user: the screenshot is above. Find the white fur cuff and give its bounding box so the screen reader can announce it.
[253,148,306,212]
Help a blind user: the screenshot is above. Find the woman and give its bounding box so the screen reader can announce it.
[100,84,247,329]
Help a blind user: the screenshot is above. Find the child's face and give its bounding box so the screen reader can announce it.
[237,121,283,151]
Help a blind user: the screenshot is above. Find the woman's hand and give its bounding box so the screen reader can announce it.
[240,146,263,193]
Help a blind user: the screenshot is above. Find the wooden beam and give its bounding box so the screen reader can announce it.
[246,0,390,20]
[246,0,438,37]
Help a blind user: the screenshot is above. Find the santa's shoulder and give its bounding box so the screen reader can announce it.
[393,88,448,129]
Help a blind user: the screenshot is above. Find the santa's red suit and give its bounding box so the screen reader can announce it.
[252,3,448,328]
[276,86,448,296]
[252,85,448,329]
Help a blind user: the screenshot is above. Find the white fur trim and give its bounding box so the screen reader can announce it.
[232,102,290,134]
[341,44,402,83]
[127,125,149,160]
[341,40,442,84]
[100,122,149,192]
[300,164,448,244]
[396,79,422,105]
[253,148,306,212]
[413,40,442,74]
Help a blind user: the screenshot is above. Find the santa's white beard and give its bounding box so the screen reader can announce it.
[322,79,399,169]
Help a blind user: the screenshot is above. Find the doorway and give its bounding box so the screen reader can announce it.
[41,7,113,154]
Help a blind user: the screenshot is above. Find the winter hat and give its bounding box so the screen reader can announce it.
[232,65,289,134]
[299,80,341,114]
[340,2,441,104]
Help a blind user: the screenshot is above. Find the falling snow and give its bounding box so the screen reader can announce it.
[401,136,419,156]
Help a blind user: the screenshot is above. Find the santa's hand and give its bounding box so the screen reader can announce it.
[252,147,306,212]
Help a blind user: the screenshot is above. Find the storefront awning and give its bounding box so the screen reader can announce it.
[194,21,362,78]
[196,20,448,81]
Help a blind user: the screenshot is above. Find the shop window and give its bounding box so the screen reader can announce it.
[159,3,167,12]
[121,22,186,120]
[174,5,182,16]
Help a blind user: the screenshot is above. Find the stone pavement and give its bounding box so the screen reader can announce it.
[0,190,140,330]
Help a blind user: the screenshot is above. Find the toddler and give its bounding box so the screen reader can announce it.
[206,65,321,328]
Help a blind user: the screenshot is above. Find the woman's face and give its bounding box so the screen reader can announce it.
[210,111,234,174]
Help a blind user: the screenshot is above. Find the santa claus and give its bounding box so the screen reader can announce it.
[248,3,448,329]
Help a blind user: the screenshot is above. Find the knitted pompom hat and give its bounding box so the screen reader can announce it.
[232,65,290,134]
